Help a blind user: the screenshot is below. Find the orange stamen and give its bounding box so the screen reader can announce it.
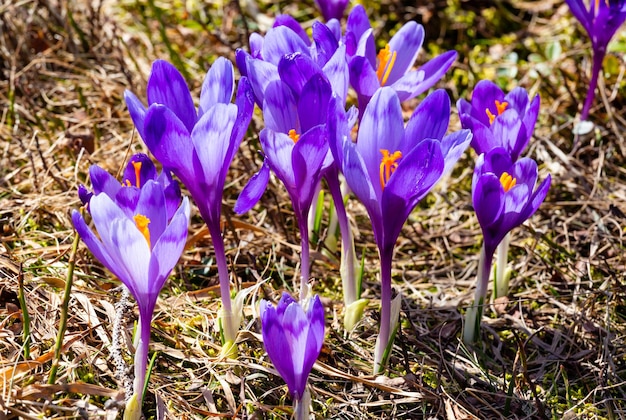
[379,149,402,189]
[132,161,142,188]
[288,129,300,143]
[376,44,397,86]
[133,214,151,247]
[499,172,517,192]
[486,100,509,125]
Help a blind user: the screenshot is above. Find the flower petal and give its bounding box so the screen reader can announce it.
[125,90,147,141]
[292,125,329,211]
[386,21,424,85]
[247,58,280,108]
[391,50,457,101]
[234,160,271,214]
[143,104,196,184]
[298,75,332,133]
[123,154,157,188]
[261,299,296,396]
[199,57,235,116]
[404,89,450,147]
[262,26,310,66]
[146,60,197,133]
[356,87,404,189]
[191,103,238,192]
[321,44,349,104]
[263,80,298,133]
[278,53,322,97]
[149,197,189,296]
[381,139,444,249]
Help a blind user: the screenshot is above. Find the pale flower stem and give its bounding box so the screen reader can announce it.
[299,216,311,303]
[132,311,152,404]
[463,245,493,343]
[326,171,356,305]
[374,246,393,374]
[580,49,605,121]
[307,182,322,239]
[208,222,237,344]
[495,233,510,299]
[294,389,311,420]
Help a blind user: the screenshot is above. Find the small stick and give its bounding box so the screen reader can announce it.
[48,226,81,384]
[17,263,31,360]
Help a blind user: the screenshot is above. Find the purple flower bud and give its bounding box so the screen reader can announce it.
[260,293,325,401]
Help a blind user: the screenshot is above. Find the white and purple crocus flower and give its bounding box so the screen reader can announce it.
[459,81,542,301]
[236,15,349,109]
[260,292,325,420]
[346,5,457,114]
[73,156,190,413]
[565,0,626,121]
[124,58,254,352]
[463,148,551,343]
[330,88,472,372]
[235,73,331,301]
[457,80,540,161]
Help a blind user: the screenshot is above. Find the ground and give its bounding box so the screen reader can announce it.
[1,0,626,419]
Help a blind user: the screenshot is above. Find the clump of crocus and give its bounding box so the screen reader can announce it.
[458,81,541,297]
[346,5,457,114]
[463,148,550,343]
[565,0,626,121]
[329,88,472,373]
[235,73,331,301]
[73,161,190,417]
[457,80,540,161]
[260,292,325,420]
[315,0,350,21]
[125,58,254,354]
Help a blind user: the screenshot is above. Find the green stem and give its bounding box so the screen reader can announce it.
[17,265,31,360]
[48,228,81,384]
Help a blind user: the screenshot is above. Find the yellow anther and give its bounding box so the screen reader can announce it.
[486,100,509,125]
[379,149,402,189]
[133,214,151,247]
[288,129,300,143]
[124,179,132,187]
[132,161,142,188]
[499,172,517,192]
[376,44,397,86]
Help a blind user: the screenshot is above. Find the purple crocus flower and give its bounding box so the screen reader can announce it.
[314,0,350,21]
[260,292,324,414]
[79,153,181,221]
[235,74,330,300]
[236,17,349,108]
[457,80,540,161]
[72,173,190,408]
[565,0,626,120]
[463,147,551,343]
[124,58,254,349]
[329,87,471,372]
[347,12,457,113]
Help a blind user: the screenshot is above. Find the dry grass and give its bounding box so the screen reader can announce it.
[1,0,626,418]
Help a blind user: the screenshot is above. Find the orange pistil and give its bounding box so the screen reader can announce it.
[486,100,509,125]
[132,161,142,187]
[379,149,402,189]
[288,129,300,143]
[376,44,397,87]
[499,172,517,192]
[133,214,151,247]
